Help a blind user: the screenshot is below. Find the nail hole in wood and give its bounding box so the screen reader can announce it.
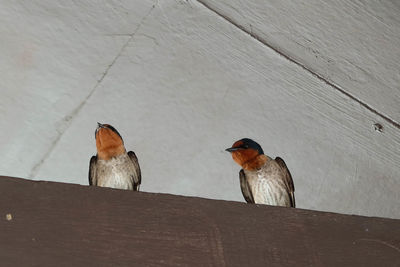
[374,123,383,133]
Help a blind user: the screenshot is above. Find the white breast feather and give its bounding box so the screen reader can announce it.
[251,174,289,206]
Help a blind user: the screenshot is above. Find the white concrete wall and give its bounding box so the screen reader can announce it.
[1,0,399,219]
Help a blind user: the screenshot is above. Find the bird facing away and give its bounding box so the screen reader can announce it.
[89,123,141,191]
[226,138,295,207]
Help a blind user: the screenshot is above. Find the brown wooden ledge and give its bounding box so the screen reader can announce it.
[0,176,399,266]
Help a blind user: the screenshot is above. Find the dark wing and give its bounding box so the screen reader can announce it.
[89,156,97,186]
[239,169,255,204]
[128,151,141,191]
[275,157,295,207]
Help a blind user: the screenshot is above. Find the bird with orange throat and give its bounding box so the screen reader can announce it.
[89,123,141,190]
[226,138,295,207]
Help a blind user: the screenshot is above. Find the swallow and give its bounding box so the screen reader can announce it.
[226,138,295,207]
[89,123,141,191]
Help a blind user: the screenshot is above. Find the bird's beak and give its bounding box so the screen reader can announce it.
[225,147,240,153]
[97,122,104,128]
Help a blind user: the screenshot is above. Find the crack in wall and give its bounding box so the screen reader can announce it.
[28,3,157,179]
[195,0,400,130]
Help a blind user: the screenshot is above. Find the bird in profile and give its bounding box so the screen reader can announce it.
[226,138,295,207]
[89,123,141,191]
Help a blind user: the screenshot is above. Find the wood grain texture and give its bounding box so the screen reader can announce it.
[198,0,400,126]
[0,176,399,267]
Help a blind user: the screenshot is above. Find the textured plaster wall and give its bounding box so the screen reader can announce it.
[1,0,399,219]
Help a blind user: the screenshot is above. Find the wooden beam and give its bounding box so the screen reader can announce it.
[0,176,399,266]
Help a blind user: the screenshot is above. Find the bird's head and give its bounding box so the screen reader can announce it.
[95,123,125,160]
[226,138,267,170]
